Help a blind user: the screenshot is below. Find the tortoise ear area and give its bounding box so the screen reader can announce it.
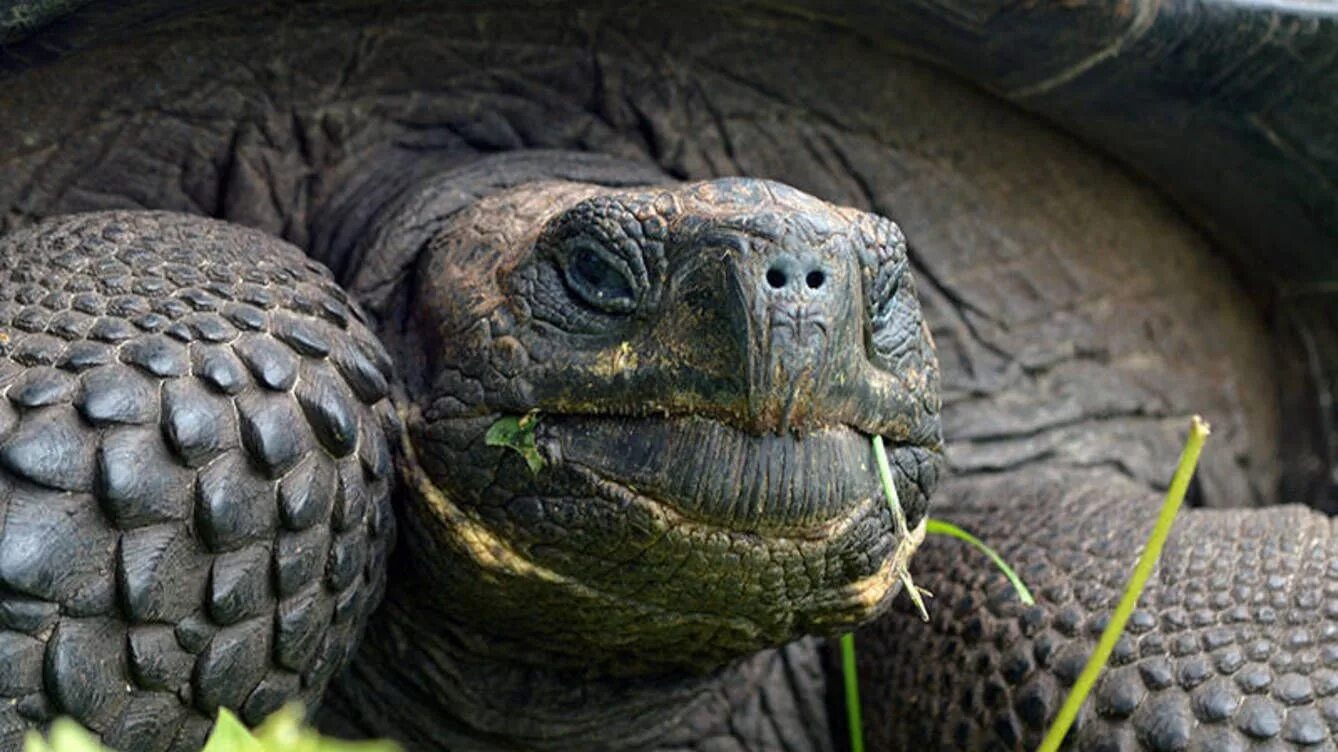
[853,211,908,270]
[849,212,924,369]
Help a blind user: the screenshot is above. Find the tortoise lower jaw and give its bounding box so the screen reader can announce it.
[399,407,935,669]
[536,414,936,535]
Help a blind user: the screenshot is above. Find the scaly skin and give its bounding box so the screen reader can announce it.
[0,212,396,750]
[865,468,1338,750]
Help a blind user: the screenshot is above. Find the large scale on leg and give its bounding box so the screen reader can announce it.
[0,213,396,750]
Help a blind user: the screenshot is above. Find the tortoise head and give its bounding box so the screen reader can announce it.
[391,175,941,673]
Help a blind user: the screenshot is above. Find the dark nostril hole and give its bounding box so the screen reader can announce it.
[766,267,787,289]
[805,270,825,289]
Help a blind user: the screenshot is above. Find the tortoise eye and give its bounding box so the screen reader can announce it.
[562,240,638,314]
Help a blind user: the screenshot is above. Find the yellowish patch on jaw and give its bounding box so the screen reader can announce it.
[452,510,562,582]
[844,516,927,612]
[592,340,638,378]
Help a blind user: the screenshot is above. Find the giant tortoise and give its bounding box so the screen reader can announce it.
[0,2,1336,751]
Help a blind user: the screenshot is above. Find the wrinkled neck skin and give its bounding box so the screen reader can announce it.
[319,558,836,751]
[313,150,838,752]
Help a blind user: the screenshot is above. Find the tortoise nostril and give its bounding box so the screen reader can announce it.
[766,266,788,289]
[805,270,825,290]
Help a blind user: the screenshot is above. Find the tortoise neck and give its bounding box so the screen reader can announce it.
[318,563,837,751]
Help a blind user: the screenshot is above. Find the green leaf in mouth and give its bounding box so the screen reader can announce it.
[486,412,547,474]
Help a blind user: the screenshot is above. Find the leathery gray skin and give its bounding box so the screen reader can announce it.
[1,3,1338,750]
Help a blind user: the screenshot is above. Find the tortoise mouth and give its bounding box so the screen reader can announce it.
[537,414,932,535]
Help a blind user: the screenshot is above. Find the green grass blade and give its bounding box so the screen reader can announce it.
[870,436,910,539]
[1036,415,1210,752]
[871,435,930,621]
[924,519,1034,606]
[840,632,866,752]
